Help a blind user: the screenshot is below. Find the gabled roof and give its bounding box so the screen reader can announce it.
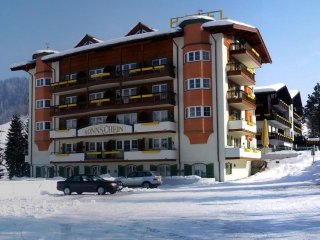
[125,22,155,36]
[254,83,286,93]
[10,60,36,71]
[289,90,303,113]
[255,83,292,104]
[42,29,181,63]
[74,34,104,48]
[203,19,272,64]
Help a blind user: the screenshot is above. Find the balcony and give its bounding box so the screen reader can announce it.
[257,113,291,129]
[51,62,175,92]
[51,92,175,116]
[294,125,302,135]
[225,147,261,160]
[230,42,262,68]
[85,151,123,161]
[124,149,177,161]
[271,99,289,112]
[226,62,255,86]
[293,112,302,123]
[227,90,256,110]
[228,119,256,136]
[50,128,77,138]
[134,121,176,133]
[50,153,85,162]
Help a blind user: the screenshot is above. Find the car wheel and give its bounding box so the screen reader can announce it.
[63,187,71,195]
[97,186,105,195]
[77,192,83,195]
[142,182,151,188]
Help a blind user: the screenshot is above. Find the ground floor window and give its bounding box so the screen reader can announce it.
[125,165,137,176]
[65,166,74,178]
[91,166,100,175]
[192,164,206,177]
[226,162,233,175]
[158,165,171,177]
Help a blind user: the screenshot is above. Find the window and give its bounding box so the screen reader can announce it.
[116,141,123,150]
[116,88,137,98]
[66,119,77,129]
[185,106,211,118]
[36,121,51,131]
[91,166,100,175]
[65,166,74,178]
[152,84,167,93]
[89,68,104,76]
[65,96,77,104]
[89,92,104,100]
[64,73,77,81]
[185,50,210,63]
[152,138,168,150]
[135,29,147,34]
[116,113,137,125]
[131,140,138,150]
[226,162,232,175]
[89,116,107,126]
[153,110,168,122]
[186,78,210,90]
[124,140,131,151]
[192,164,206,177]
[66,143,76,153]
[158,165,171,177]
[152,58,167,66]
[36,78,51,87]
[36,99,51,109]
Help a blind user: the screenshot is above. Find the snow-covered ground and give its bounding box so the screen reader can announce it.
[0,150,319,240]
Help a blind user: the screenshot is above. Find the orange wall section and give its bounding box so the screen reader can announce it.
[182,22,213,144]
[34,56,53,151]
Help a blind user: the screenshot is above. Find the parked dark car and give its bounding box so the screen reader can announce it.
[117,171,162,188]
[57,175,121,195]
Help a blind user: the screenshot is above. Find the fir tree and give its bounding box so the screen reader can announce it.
[4,115,29,179]
[305,83,320,137]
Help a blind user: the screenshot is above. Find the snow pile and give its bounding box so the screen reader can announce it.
[0,150,319,239]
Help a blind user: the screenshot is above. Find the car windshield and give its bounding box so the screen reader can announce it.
[92,175,104,181]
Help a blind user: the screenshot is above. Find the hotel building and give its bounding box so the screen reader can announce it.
[11,12,271,181]
[255,83,303,149]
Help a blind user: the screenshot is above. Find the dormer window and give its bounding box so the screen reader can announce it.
[135,29,147,34]
[84,41,93,46]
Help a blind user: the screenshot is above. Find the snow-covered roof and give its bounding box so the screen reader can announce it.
[42,29,180,62]
[202,18,255,29]
[289,90,299,98]
[178,15,214,27]
[10,60,36,70]
[32,49,59,55]
[92,37,103,43]
[254,83,286,93]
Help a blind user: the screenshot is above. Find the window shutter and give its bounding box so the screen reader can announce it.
[206,163,214,178]
[84,166,90,175]
[168,137,173,150]
[112,140,116,150]
[150,165,157,171]
[58,166,65,177]
[184,164,192,176]
[101,166,107,174]
[118,165,125,177]
[36,167,41,178]
[148,139,153,149]
[137,165,143,171]
[49,166,54,178]
[74,166,79,175]
[170,164,178,176]
[61,143,66,153]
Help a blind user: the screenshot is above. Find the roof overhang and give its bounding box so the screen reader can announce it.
[203,23,272,64]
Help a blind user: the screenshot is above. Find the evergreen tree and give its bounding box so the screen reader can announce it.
[4,115,29,179]
[305,83,320,137]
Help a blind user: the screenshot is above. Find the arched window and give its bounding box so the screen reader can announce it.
[192,164,206,177]
[91,166,100,175]
[125,165,137,176]
[158,165,171,177]
[65,166,74,178]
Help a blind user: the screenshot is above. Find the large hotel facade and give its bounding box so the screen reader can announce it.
[11,12,271,181]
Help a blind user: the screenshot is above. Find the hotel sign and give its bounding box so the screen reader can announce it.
[78,123,132,136]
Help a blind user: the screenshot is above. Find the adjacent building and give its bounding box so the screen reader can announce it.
[11,12,271,181]
[255,83,303,149]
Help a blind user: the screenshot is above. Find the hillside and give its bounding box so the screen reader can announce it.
[0,77,28,124]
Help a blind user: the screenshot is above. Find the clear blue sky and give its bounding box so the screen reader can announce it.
[1,0,319,104]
